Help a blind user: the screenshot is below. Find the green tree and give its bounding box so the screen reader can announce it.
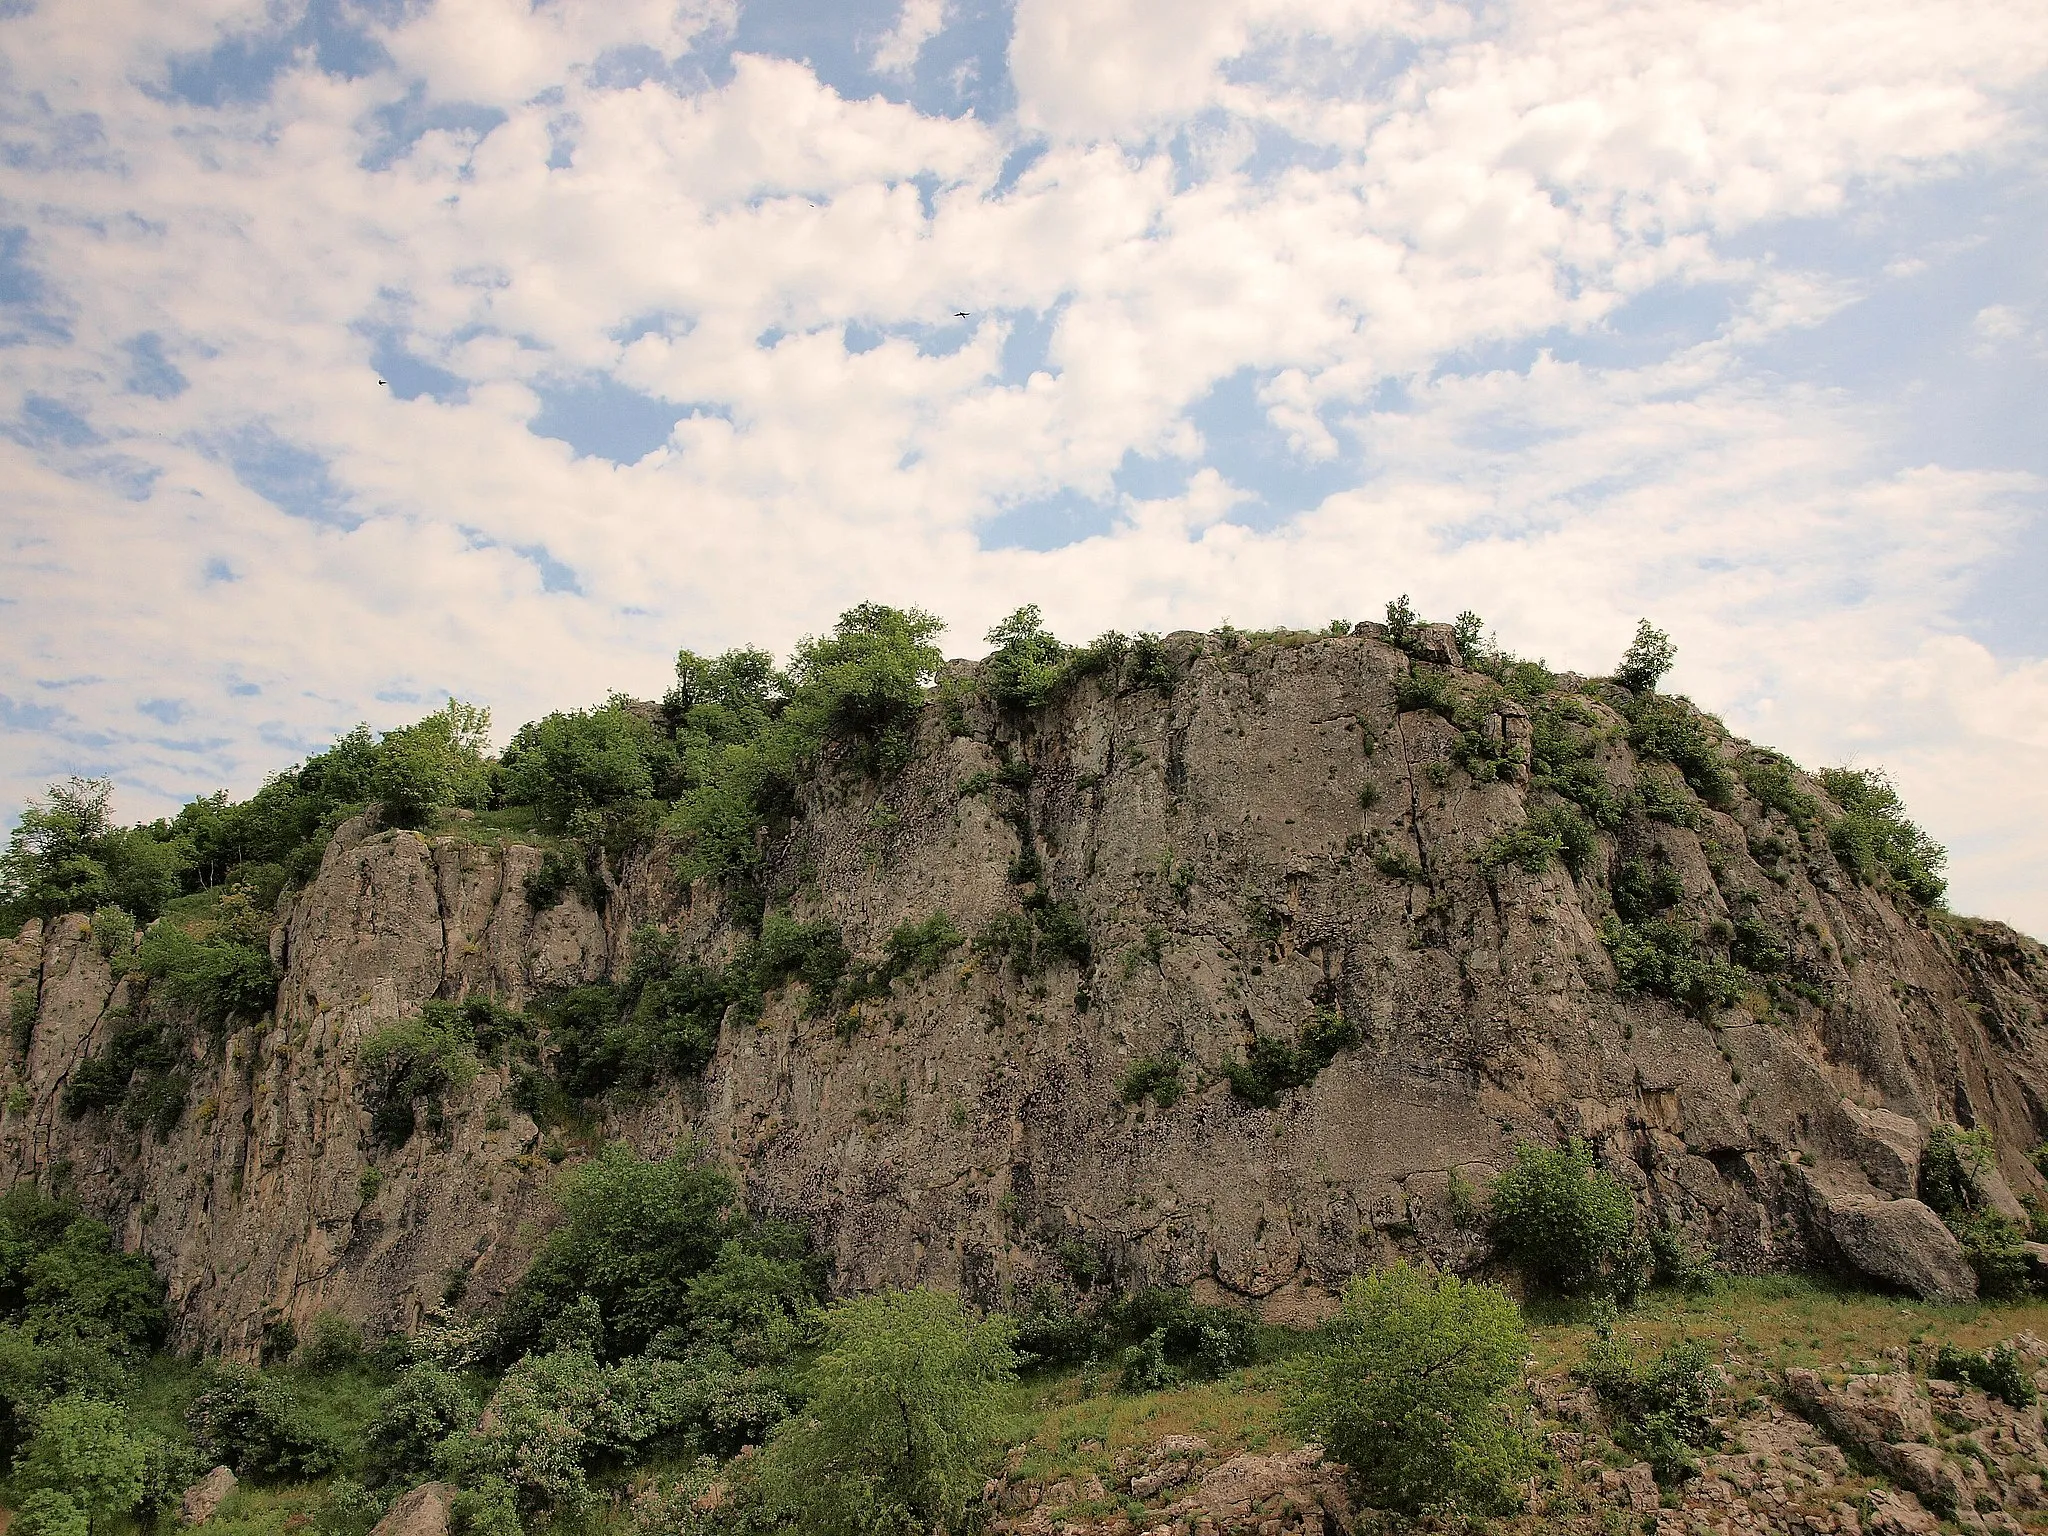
[15,1395,149,1531]
[981,606,1069,710]
[1282,1263,1531,1518]
[1489,1140,1642,1297]
[777,603,946,775]
[364,1362,475,1484]
[370,701,495,829]
[0,780,189,928]
[497,1144,740,1359]
[752,1288,1017,1536]
[1614,620,1677,693]
[1818,767,1947,906]
[500,702,681,832]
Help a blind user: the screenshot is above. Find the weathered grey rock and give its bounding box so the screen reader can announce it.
[5,630,2048,1351]
[180,1465,237,1525]
[1819,1195,1977,1301]
[368,1482,453,1536]
[1840,1100,1926,1198]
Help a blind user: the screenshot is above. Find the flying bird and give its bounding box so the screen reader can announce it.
[954,311,970,319]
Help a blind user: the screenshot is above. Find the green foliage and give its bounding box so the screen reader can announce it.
[357,1009,482,1149]
[371,701,495,829]
[14,1394,151,1532]
[9,984,36,1056]
[501,702,680,833]
[1110,1290,1257,1389]
[1119,1054,1185,1109]
[1933,1342,2038,1408]
[88,907,135,964]
[1648,1225,1722,1295]
[1489,1140,1642,1297]
[1740,754,1819,828]
[1918,1124,1993,1218]
[1225,1010,1358,1108]
[185,1362,345,1480]
[1529,698,1628,830]
[750,1288,1017,1536]
[1480,804,1596,878]
[982,605,1071,710]
[0,1186,168,1361]
[875,913,964,983]
[1283,1262,1531,1518]
[972,897,1092,979]
[1953,1211,2035,1299]
[1602,915,1748,1016]
[1394,667,1456,718]
[297,1312,363,1373]
[495,1144,808,1361]
[132,897,278,1024]
[1819,767,1947,906]
[0,779,189,930]
[363,1362,476,1485]
[1614,620,1677,693]
[1383,594,1418,648]
[13,1491,90,1536]
[450,1478,524,1536]
[1626,695,1734,808]
[1576,1309,1719,1482]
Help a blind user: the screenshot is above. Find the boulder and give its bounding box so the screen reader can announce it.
[1822,1195,1977,1302]
[180,1466,237,1526]
[368,1483,453,1536]
[1840,1101,1926,1198]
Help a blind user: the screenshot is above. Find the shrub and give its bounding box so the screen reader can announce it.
[1283,1263,1531,1518]
[0,779,189,930]
[131,914,277,1027]
[371,701,495,829]
[1120,1055,1184,1109]
[1933,1342,2037,1408]
[751,1289,1017,1536]
[1110,1290,1256,1385]
[0,1187,168,1357]
[14,1492,90,1536]
[1819,767,1947,906]
[497,1144,740,1360]
[1626,696,1733,808]
[1481,804,1596,878]
[1602,916,1747,1016]
[500,704,680,833]
[356,1011,481,1149]
[1576,1311,1718,1482]
[981,606,1070,710]
[295,1312,362,1372]
[450,1479,523,1536]
[1226,1010,1358,1108]
[1953,1211,2035,1299]
[15,1394,151,1531]
[185,1364,343,1480]
[1918,1124,1993,1218]
[1490,1140,1642,1297]
[364,1362,475,1484]
[1613,620,1676,693]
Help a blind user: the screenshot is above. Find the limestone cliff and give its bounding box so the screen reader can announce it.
[3,628,2045,1353]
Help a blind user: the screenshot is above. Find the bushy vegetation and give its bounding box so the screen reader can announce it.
[1490,1140,1644,1297]
[1576,1306,1719,1481]
[1223,1009,1359,1108]
[1283,1263,1531,1518]
[748,1289,1016,1536]
[1917,1125,2039,1298]
[1933,1341,2037,1408]
[1819,766,1947,907]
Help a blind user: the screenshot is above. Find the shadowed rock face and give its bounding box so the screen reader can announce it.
[3,629,2046,1352]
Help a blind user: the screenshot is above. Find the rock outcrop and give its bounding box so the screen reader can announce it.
[3,629,2046,1350]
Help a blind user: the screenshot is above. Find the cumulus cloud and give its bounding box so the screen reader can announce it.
[0,0,2044,931]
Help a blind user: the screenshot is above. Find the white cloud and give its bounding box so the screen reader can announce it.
[0,0,2044,936]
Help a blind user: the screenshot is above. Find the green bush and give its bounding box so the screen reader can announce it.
[185,1363,344,1480]
[751,1289,1017,1536]
[498,1144,750,1360]
[1489,1140,1642,1297]
[1613,620,1676,693]
[14,1394,153,1533]
[1481,804,1596,878]
[0,779,189,930]
[1626,695,1733,808]
[357,1009,482,1149]
[371,701,495,829]
[1120,1055,1185,1109]
[981,606,1071,710]
[1576,1311,1718,1482]
[364,1362,475,1484]
[501,703,681,833]
[1919,1124,1993,1218]
[1819,767,1947,906]
[0,1187,167,1358]
[1283,1262,1531,1518]
[1225,1010,1358,1107]
[1933,1342,2037,1408]
[1953,1211,2035,1299]
[296,1312,363,1372]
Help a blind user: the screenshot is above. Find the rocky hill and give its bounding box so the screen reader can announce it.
[3,618,2045,1355]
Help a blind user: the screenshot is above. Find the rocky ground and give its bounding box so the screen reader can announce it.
[979,1333,2048,1536]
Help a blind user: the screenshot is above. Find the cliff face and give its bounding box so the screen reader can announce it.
[4,629,2046,1353]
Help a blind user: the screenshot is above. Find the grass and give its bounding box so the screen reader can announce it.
[25,1277,2048,1536]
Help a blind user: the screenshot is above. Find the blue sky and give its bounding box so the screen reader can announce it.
[2,0,2046,933]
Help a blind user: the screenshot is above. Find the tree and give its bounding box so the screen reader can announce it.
[371,701,495,829]
[364,1362,475,1484]
[497,1144,740,1359]
[0,779,188,928]
[15,1394,150,1531]
[981,606,1069,711]
[1614,620,1676,693]
[1283,1264,1531,1518]
[751,1288,1017,1536]
[1489,1140,1642,1297]
[500,703,680,832]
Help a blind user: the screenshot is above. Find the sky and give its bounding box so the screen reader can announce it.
[2,0,2045,936]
